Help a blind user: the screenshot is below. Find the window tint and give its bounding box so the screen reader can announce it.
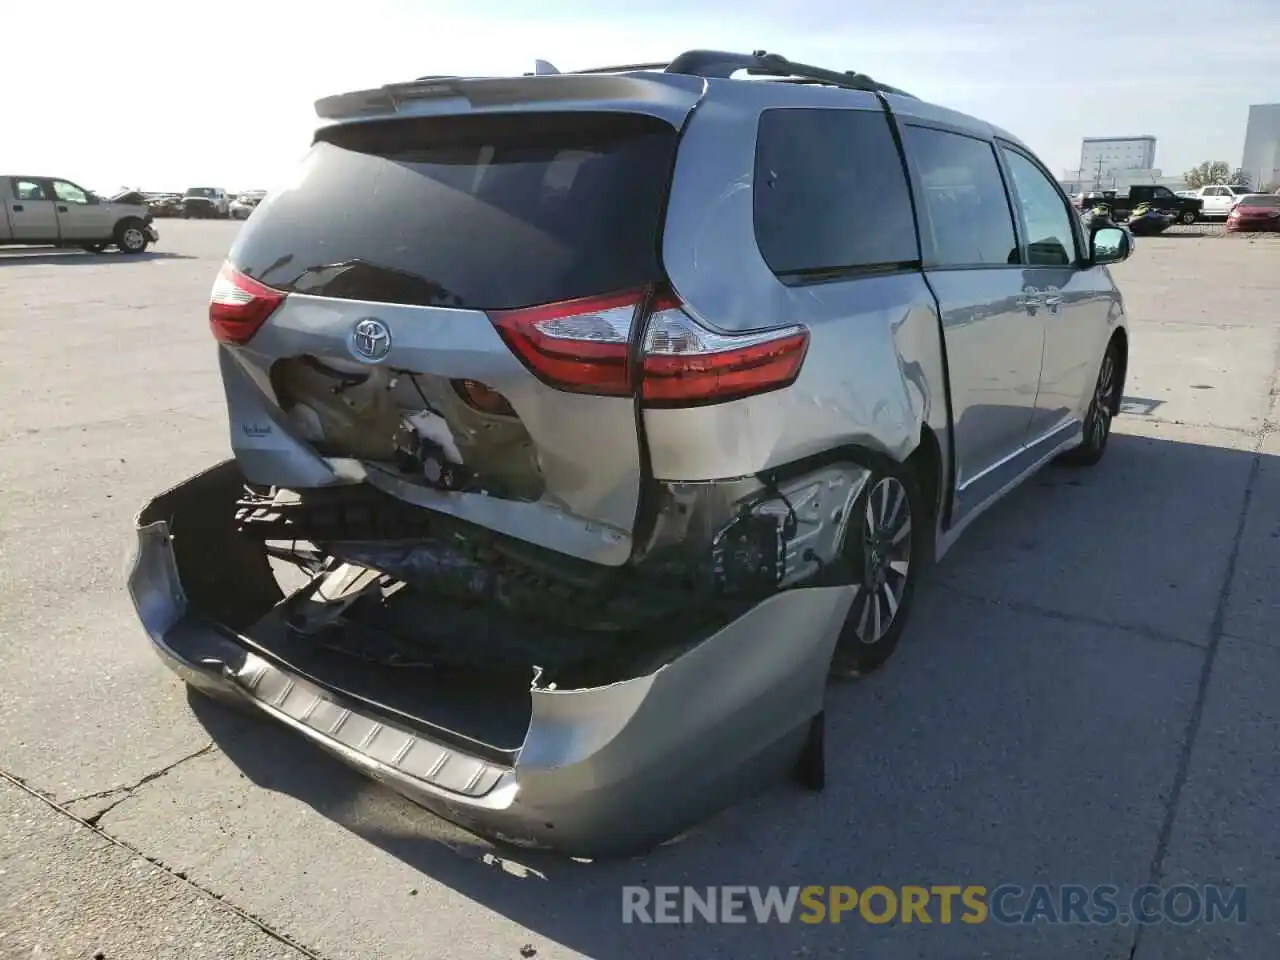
[12,179,46,201]
[1153,187,1175,198]
[753,108,917,277]
[902,126,1018,268]
[52,180,88,204]
[231,112,678,310]
[1000,149,1076,266]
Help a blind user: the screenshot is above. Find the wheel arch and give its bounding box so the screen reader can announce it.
[112,214,145,235]
[1108,327,1129,415]
[906,423,944,565]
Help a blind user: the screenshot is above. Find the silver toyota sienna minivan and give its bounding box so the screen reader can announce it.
[128,49,1133,857]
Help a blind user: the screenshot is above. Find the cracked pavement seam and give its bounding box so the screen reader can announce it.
[61,741,216,825]
[932,580,1208,651]
[1125,343,1279,960]
[0,767,332,960]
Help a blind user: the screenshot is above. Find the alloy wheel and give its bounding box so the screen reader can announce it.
[849,476,913,645]
[122,228,146,252]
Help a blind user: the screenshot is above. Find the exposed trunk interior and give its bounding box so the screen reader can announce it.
[152,463,772,755]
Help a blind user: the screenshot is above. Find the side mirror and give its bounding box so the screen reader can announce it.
[86,193,100,205]
[1091,226,1131,265]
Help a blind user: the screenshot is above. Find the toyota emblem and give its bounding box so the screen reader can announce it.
[350,317,392,363]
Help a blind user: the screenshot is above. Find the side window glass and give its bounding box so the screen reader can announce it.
[1000,149,1076,267]
[902,126,1019,268]
[13,179,46,201]
[52,180,88,204]
[753,107,918,278]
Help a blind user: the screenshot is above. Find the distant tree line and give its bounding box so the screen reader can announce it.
[1182,161,1255,190]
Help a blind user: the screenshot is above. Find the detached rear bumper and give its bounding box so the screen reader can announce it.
[127,461,854,857]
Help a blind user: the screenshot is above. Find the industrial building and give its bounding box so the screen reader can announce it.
[1241,104,1280,192]
[1079,136,1158,179]
[1058,135,1181,195]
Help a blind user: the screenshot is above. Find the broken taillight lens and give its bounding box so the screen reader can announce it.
[488,288,808,406]
[451,378,517,417]
[209,262,286,345]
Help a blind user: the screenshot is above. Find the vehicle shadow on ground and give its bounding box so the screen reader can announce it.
[189,427,1266,959]
[0,250,195,266]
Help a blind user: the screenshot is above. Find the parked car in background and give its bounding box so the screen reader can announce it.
[1187,184,1254,219]
[230,190,267,219]
[1,175,158,253]
[1226,193,1280,232]
[1074,185,1201,225]
[127,49,1133,858]
[147,194,185,218]
[183,187,230,218]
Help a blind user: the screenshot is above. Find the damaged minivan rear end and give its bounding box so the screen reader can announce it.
[129,65,938,856]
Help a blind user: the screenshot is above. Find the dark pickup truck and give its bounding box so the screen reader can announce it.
[1076,185,1202,225]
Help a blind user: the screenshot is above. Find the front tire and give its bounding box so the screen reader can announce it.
[1062,340,1120,467]
[1179,209,1197,226]
[828,458,927,680]
[116,220,150,254]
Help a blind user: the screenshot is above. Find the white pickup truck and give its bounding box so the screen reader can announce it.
[0,175,158,253]
[1188,184,1255,219]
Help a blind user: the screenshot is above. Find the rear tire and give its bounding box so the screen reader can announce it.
[116,220,150,254]
[828,457,927,680]
[1061,339,1120,467]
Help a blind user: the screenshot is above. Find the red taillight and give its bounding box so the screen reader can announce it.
[209,262,286,345]
[488,288,809,406]
[639,294,809,405]
[489,291,640,396]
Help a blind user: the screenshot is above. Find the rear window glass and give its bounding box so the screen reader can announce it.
[1240,195,1280,206]
[753,107,918,278]
[230,112,678,310]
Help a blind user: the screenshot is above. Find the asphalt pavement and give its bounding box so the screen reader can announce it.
[1,222,1277,959]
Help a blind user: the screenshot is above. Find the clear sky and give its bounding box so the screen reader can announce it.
[4,0,1277,193]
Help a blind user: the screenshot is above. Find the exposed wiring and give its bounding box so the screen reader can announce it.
[760,472,799,540]
[401,371,443,418]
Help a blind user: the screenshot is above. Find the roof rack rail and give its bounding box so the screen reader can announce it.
[564,61,671,75]
[663,48,916,99]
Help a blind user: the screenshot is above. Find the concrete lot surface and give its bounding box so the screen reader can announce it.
[1,223,1277,959]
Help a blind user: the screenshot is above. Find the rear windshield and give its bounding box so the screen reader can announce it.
[229,111,678,310]
[186,188,215,196]
[1239,195,1280,206]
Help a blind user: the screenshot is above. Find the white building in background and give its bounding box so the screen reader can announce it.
[1241,104,1280,191]
[1079,136,1157,180]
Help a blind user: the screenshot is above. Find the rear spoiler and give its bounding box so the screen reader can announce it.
[314,73,705,124]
